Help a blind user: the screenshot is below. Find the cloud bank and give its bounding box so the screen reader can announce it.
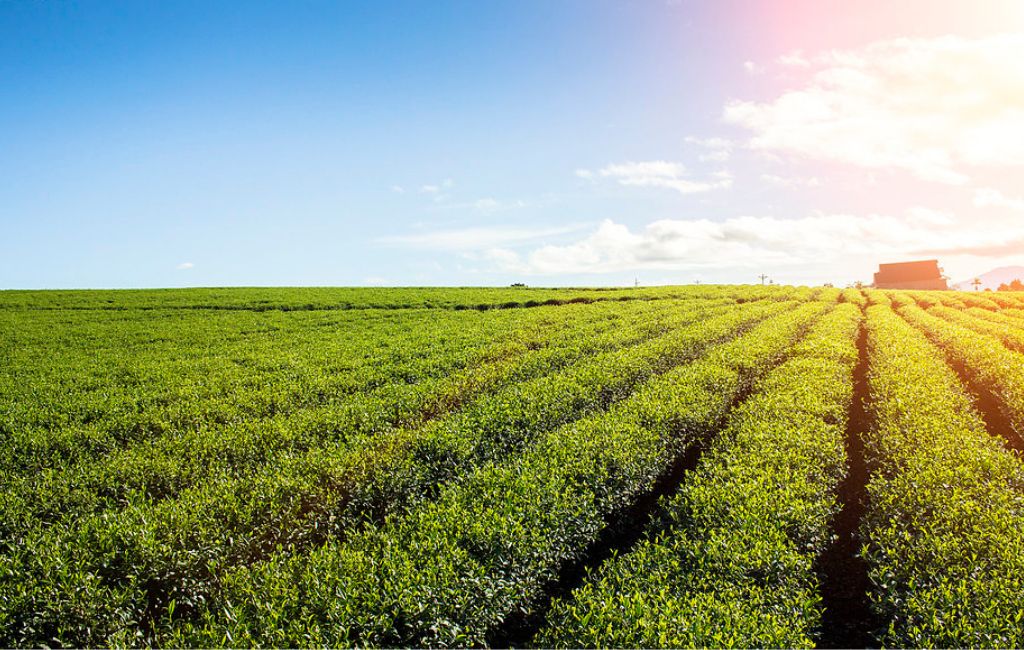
[974,187,1024,211]
[725,34,1024,184]
[477,211,1024,276]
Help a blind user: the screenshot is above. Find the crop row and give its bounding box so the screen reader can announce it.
[160,300,831,647]
[2,295,727,534]
[0,284,819,312]
[1,295,732,644]
[892,298,1024,448]
[2,304,580,472]
[860,305,1024,647]
[537,303,861,648]
[924,304,1024,354]
[0,295,800,646]
[968,305,1024,329]
[907,289,1010,311]
[839,287,868,308]
[999,307,1024,324]
[1,287,795,477]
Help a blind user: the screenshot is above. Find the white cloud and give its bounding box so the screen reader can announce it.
[480,210,1024,275]
[418,178,454,195]
[578,160,732,195]
[176,262,194,270]
[377,224,586,251]
[700,151,731,163]
[474,198,501,212]
[726,34,1024,184]
[778,51,811,67]
[390,185,405,194]
[906,206,955,226]
[974,187,1024,211]
[760,173,821,188]
[685,136,734,162]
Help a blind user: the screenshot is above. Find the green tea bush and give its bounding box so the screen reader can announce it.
[926,304,1024,354]
[1,296,779,646]
[861,305,1024,647]
[162,301,828,647]
[898,303,1024,442]
[538,303,860,648]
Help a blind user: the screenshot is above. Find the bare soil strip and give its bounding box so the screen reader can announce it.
[816,317,880,648]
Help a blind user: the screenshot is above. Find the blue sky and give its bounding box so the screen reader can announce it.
[4,1,1024,288]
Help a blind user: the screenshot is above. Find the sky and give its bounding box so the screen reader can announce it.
[3,0,1024,289]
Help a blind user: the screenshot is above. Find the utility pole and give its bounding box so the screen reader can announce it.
[634,277,639,288]
[759,273,769,285]
[972,277,982,291]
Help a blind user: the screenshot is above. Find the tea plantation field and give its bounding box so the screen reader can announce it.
[3,285,1024,647]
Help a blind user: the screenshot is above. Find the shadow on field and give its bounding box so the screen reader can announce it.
[489,369,773,647]
[946,357,1024,455]
[815,318,881,648]
[488,438,708,649]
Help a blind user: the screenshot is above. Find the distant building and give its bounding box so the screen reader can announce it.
[873,259,949,290]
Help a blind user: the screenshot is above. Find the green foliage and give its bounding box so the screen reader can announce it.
[0,295,703,642]
[161,301,830,647]
[897,302,1024,440]
[1,287,807,646]
[925,304,1024,354]
[6,286,1024,647]
[0,284,800,312]
[862,305,1024,647]
[951,291,1002,310]
[840,288,868,308]
[863,289,891,307]
[538,303,860,648]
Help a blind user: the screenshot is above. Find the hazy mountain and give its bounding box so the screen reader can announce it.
[953,266,1024,291]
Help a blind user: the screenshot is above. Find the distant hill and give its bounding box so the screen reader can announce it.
[953,266,1024,291]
